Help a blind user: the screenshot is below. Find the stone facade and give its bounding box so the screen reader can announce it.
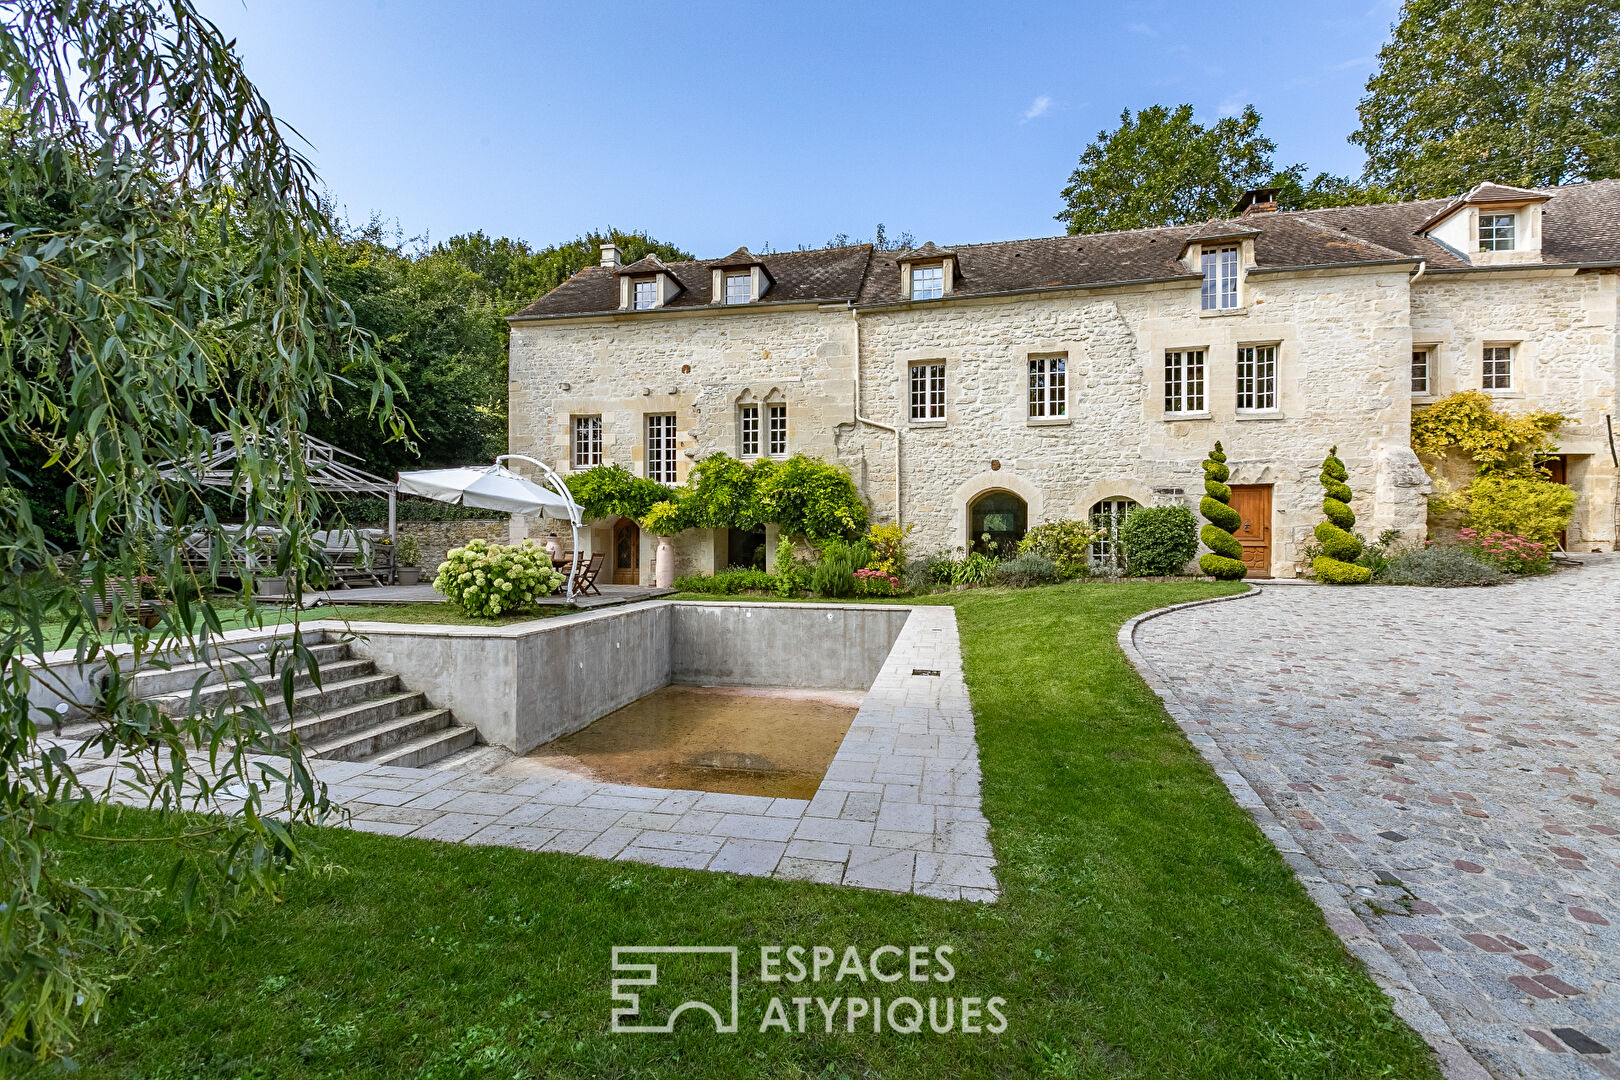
[398,519,510,574]
[508,224,1618,581]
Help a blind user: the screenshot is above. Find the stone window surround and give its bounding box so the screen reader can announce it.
[1410,341,1440,400]
[1234,340,1283,418]
[1190,239,1252,317]
[1026,351,1070,425]
[1143,326,1300,424]
[1481,340,1519,395]
[950,471,1044,553]
[731,388,789,459]
[898,349,952,426]
[571,414,602,468]
[709,265,770,305]
[898,256,956,301]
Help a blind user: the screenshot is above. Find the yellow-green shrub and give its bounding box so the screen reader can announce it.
[1460,474,1576,546]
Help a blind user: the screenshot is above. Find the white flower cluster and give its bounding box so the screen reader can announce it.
[431,539,565,618]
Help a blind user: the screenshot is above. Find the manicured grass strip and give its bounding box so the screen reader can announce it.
[29,582,1440,1079]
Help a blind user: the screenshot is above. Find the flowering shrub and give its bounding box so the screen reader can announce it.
[433,539,564,617]
[853,568,902,596]
[1456,528,1550,574]
[863,522,913,575]
[1016,519,1101,579]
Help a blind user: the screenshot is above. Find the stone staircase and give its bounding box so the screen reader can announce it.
[130,632,480,769]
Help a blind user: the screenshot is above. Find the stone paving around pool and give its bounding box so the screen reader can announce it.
[309,603,997,900]
[1130,558,1620,1080]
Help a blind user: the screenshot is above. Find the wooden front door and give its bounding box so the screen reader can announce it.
[1227,484,1272,578]
[1542,455,1569,550]
[612,519,640,585]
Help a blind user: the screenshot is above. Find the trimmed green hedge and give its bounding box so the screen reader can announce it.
[1312,446,1372,585]
[1197,442,1247,580]
[1118,506,1198,576]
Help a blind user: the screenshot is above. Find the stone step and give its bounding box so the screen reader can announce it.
[127,638,348,699]
[309,707,454,762]
[151,661,386,720]
[273,690,428,746]
[426,744,514,774]
[365,724,480,770]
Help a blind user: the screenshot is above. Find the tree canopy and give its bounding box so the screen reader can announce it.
[1352,0,1620,197]
[1056,104,1387,233]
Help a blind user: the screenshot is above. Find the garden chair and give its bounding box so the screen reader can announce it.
[570,552,604,597]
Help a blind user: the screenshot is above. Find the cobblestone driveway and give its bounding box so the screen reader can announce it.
[1134,559,1620,1080]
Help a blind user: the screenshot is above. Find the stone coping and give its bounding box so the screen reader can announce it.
[66,603,998,900]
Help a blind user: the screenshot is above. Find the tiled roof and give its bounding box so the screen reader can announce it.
[509,180,1620,319]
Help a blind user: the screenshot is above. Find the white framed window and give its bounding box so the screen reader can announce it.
[572,415,602,468]
[1411,349,1432,395]
[645,413,677,482]
[1235,345,1277,411]
[1479,213,1516,252]
[1482,344,1514,391]
[908,362,946,421]
[738,405,759,457]
[1089,498,1139,572]
[1164,350,1206,414]
[1028,354,1067,418]
[911,265,944,300]
[1200,246,1239,310]
[725,273,751,305]
[633,279,658,310]
[767,404,787,456]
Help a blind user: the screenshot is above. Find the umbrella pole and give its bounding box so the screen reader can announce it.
[387,489,397,584]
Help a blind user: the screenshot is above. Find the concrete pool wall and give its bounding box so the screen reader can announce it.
[338,600,910,753]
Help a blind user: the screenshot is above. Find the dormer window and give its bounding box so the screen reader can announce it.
[1479,213,1516,251]
[1201,246,1239,310]
[633,280,658,310]
[709,248,771,306]
[725,273,751,305]
[911,265,945,300]
[616,254,683,310]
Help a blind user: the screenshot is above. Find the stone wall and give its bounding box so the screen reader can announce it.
[853,266,1429,574]
[507,259,1618,579]
[398,519,510,573]
[1410,270,1619,548]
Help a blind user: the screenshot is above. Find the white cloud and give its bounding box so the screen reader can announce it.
[1124,21,1157,36]
[1216,92,1250,118]
[1331,55,1374,71]
[1021,95,1053,123]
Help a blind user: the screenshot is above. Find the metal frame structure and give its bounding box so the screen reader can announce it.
[157,432,400,581]
[494,454,584,601]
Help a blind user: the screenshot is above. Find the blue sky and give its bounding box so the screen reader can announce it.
[198,0,1404,256]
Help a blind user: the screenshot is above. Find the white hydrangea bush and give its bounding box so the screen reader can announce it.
[432,539,566,617]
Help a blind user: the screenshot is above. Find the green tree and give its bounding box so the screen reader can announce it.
[0,0,400,1056]
[314,220,507,471]
[436,228,691,317]
[1352,0,1620,197]
[1056,104,1386,232]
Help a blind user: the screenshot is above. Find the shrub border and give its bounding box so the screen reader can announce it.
[1117,586,1489,1080]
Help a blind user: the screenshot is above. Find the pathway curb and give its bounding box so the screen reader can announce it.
[1118,584,1495,1080]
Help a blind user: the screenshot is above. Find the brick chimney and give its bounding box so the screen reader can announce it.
[600,242,621,268]
[1236,187,1280,216]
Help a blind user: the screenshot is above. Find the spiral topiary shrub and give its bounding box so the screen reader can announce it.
[1312,446,1372,585]
[1197,441,1247,580]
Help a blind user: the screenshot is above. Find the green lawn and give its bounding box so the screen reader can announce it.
[31,582,1440,1079]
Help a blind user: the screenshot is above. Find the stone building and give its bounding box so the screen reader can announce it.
[506,181,1620,581]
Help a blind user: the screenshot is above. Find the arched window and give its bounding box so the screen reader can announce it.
[969,490,1027,557]
[1089,498,1140,572]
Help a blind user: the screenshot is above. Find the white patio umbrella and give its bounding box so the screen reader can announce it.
[396,454,585,600]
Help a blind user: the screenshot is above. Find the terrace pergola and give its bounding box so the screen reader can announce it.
[158,431,400,537]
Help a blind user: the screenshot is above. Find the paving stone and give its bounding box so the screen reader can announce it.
[844,847,916,892]
[409,813,495,843]
[1134,559,1620,1078]
[774,857,846,884]
[709,839,788,877]
[710,813,798,842]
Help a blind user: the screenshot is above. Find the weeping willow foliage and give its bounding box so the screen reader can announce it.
[0,0,403,1058]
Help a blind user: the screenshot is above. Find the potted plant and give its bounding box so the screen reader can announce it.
[394,534,423,585]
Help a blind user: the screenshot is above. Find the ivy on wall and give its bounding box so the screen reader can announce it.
[565,454,867,543]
